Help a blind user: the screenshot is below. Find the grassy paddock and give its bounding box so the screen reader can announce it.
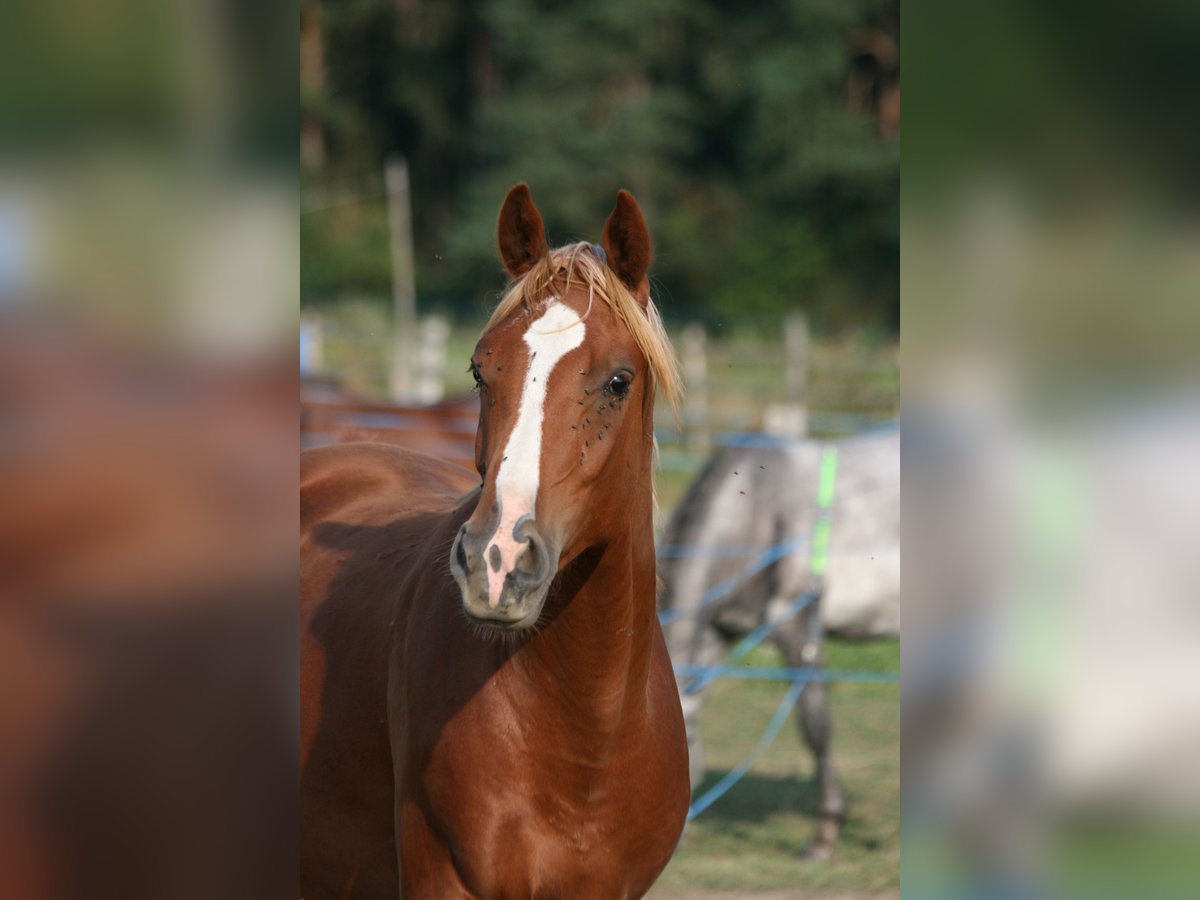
[648,640,900,898]
[307,301,900,896]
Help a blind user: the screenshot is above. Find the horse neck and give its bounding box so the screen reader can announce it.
[513,423,659,742]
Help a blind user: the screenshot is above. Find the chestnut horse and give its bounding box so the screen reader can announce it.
[301,186,690,898]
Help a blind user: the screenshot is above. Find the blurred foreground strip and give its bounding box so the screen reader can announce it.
[904,2,1200,894]
[0,0,296,893]
[0,316,297,900]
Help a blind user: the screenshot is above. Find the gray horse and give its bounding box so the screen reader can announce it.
[658,426,899,859]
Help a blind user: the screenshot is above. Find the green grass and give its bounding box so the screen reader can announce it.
[648,641,899,898]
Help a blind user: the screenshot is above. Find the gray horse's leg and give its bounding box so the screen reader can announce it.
[676,621,726,791]
[775,598,846,861]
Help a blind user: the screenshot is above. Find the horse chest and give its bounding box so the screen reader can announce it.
[415,780,665,900]
[403,705,682,898]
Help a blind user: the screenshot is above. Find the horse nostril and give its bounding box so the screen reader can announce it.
[513,528,551,587]
[519,538,537,576]
[455,534,468,573]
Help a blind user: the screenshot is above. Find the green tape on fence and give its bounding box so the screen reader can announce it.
[810,520,832,576]
[810,447,839,576]
[816,446,839,509]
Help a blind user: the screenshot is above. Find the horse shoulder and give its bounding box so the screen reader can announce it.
[299,442,477,769]
[300,443,479,896]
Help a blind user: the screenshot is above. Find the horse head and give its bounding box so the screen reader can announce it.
[449,184,677,632]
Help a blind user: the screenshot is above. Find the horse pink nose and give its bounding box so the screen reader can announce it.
[450,518,558,627]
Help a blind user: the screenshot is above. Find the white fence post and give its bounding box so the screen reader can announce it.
[415,314,449,404]
[682,322,709,453]
[764,312,809,437]
[387,156,417,401]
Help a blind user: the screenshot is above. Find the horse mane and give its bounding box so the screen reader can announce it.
[485,242,682,418]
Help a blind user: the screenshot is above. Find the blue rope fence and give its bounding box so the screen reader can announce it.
[687,679,809,821]
[682,590,819,694]
[675,664,900,686]
[657,534,807,626]
[677,655,898,822]
[654,441,899,820]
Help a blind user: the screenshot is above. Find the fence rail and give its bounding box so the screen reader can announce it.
[301,308,898,446]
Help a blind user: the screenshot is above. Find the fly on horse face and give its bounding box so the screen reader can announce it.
[301,186,690,899]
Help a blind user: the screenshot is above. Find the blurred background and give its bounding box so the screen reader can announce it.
[300,0,898,326]
[300,2,900,897]
[299,0,899,424]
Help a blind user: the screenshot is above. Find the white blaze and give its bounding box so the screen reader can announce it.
[485,301,585,605]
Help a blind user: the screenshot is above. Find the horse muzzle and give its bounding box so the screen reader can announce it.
[450,517,557,631]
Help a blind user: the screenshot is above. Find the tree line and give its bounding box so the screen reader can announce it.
[301,0,898,332]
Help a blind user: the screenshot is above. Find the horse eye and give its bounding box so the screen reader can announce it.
[469,364,485,390]
[606,374,631,397]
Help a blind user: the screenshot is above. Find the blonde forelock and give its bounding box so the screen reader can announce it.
[484,243,682,418]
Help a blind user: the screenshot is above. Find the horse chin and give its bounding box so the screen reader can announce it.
[460,590,548,638]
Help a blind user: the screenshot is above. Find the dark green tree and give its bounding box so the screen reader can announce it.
[303,0,898,332]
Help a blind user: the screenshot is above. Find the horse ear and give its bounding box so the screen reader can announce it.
[497,183,548,278]
[601,189,653,302]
